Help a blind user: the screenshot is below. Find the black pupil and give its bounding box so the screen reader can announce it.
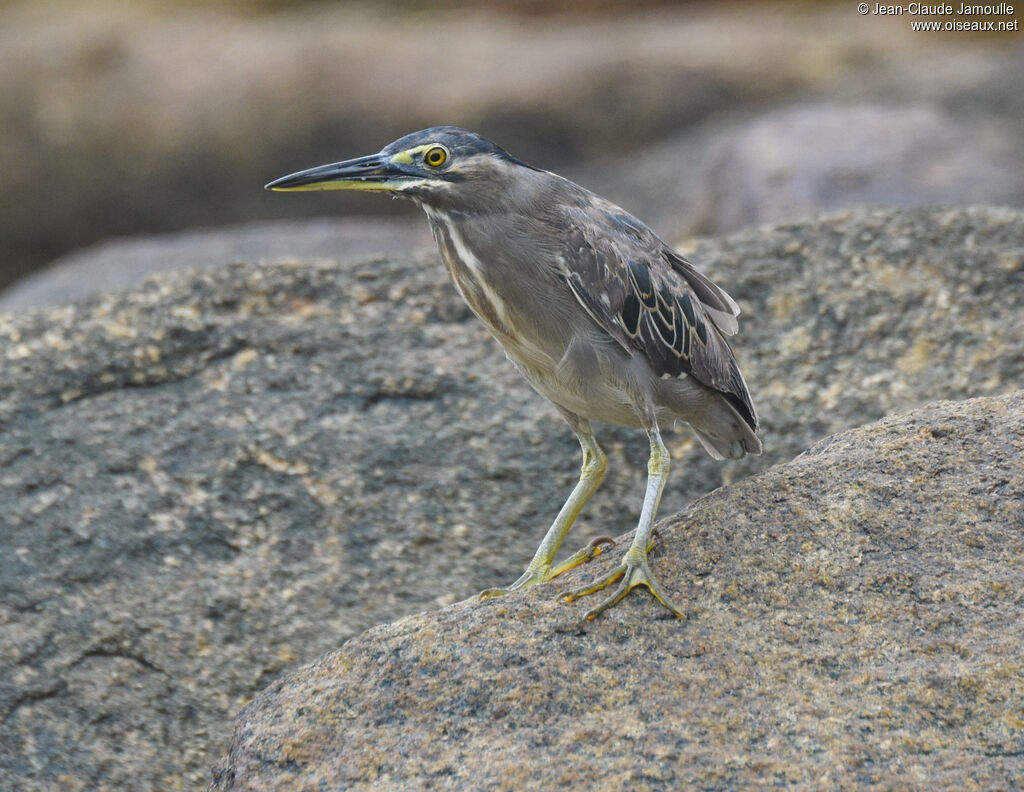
[428,148,444,165]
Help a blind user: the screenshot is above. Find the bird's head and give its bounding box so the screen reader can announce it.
[265,127,533,214]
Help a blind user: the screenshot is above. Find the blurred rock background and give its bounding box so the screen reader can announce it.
[1,0,1022,309]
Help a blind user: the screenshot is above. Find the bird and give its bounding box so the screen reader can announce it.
[266,127,760,620]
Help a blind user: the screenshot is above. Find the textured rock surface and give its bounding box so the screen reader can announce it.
[211,390,1024,791]
[1,207,1022,790]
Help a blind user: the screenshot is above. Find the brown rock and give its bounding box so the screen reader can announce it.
[211,390,1024,791]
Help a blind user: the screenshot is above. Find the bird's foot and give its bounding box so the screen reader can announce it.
[479,535,615,600]
[559,541,684,620]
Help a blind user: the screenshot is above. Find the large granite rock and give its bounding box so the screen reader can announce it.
[210,389,1024,791]
[1,207,1022,790]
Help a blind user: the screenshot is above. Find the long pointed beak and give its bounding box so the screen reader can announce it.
[265,154,406,192]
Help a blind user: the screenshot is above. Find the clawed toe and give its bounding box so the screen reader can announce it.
[560,550,683,620]
[479,534,619,603]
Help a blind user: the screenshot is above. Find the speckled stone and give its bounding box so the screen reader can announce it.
[211,390,1024,791]
[1,207,1023,791]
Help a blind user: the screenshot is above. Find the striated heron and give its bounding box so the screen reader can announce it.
[266,127,760,619]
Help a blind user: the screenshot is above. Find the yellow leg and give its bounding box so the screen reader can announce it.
[560,427,684,620]
[480,417,607,599]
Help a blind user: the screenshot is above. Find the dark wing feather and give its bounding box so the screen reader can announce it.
[665,250,740,336]
[560,204,757,431]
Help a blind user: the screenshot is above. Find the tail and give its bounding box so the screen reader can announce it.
[689,398,762,461]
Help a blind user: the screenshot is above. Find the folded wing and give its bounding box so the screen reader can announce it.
[560,204,758,431]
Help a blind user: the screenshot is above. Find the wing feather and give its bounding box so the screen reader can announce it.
[560,204,757,431]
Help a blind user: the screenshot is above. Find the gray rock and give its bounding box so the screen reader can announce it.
[210,389,1024,791]
[1,207,1022,790]
[689,103,1024,235]
[0,218,431,312]
[580,103,1024,240]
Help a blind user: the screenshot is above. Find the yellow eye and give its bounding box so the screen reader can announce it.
[424,146,448,168]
